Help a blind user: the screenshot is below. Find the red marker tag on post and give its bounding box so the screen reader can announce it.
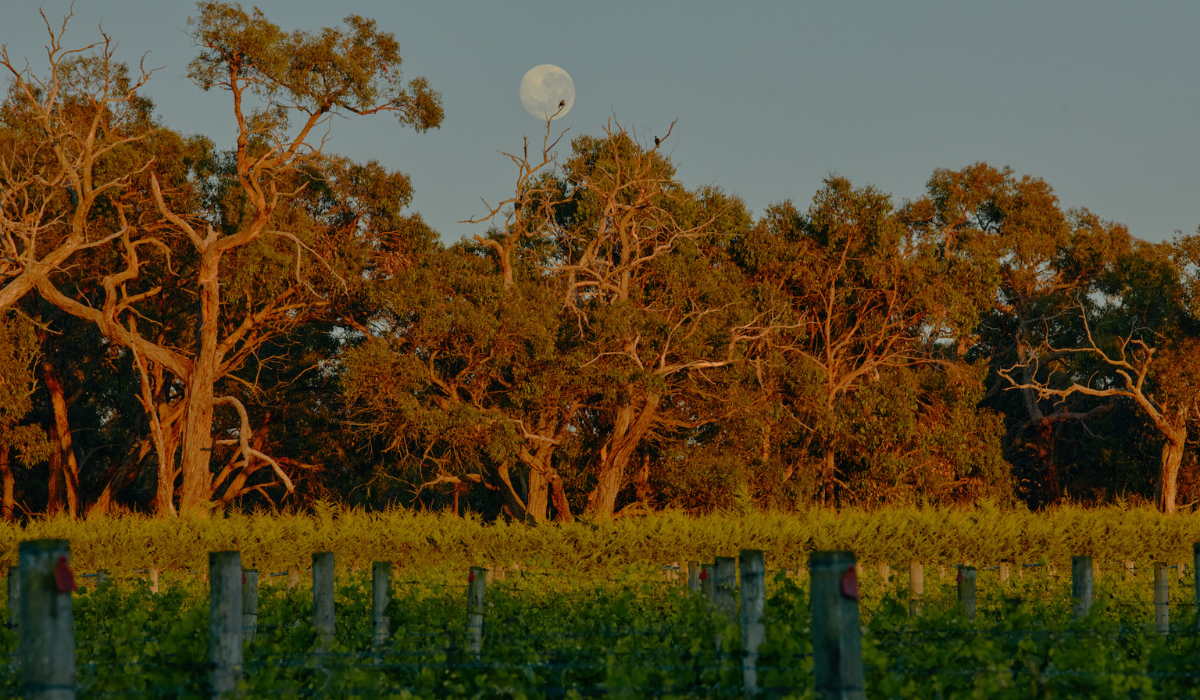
[840,565,858,601]
[468,571,475,583]
[55,555,77,593]
[956,568,963,584]
[699,569,708,581]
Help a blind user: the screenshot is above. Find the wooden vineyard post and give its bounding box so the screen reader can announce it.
[467,566,486,656]
[876,562,889,590]
[1195,544,1200,631]
[19,540,75,700]
[999,562,1010,584]
[149,568,159,595]
[95,570,109,588]
[810,551,865,700]
[713,556,738,622]
[957,566,976,621]
[1071,556,1093,620]
[287,565,300,591]
[242,569,258,643]
[701,563,715,602]
[209,551,242,699]
[688,561,700,593]
[1124,559,1135,581]
[7,566,18,631]
[1153,561,1169,634]
[908,560,923,617]
[313,552,335,652]
[739,550,766,697]
[372,561,391,650]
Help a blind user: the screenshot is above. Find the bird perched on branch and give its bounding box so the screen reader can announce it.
[654,136,661,147]
[558,99,566,108]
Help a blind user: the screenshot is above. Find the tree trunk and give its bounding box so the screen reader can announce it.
[586,392,660,519]
[178,254,221,517]
[41,358,78,518]
[1156,429,1186,514]
[822,446,836,508]
[0,444,13,521]
[526,467,549,523]
[633,452,652,504]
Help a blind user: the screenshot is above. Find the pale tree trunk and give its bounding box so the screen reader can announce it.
[586,392,661,519]
[178,254,222,517]
[41,359,78,518]
[0,444,13,521]
[633,452,652,504]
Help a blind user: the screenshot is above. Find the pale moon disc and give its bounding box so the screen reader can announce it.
[520,65,574,120]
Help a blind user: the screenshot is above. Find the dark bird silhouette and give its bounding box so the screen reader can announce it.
[65,185,78,213]
[654,136,661,147]
[558,99,566,108]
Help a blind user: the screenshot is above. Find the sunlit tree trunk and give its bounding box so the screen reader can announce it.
[41,358,78,518]
[587,392,661,519]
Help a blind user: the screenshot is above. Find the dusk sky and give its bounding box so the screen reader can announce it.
[4,1,1197,244]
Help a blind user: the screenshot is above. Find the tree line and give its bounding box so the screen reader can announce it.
[1,4,1197,521]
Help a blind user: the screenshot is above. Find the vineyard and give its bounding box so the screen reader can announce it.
[1,507,1200,698]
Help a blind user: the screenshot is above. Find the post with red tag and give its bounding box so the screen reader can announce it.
[700,563,714,603]
[467,566,487,656]
[209,551,242,698]
[810,551,864,700]
[687,561,700,593]
[956,566,976,622]
[739,550,766,697]
[19,540,75,700]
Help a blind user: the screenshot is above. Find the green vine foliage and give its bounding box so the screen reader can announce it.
[2,564,1200,697]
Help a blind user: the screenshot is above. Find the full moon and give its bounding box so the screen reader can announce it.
[519,65,574,121]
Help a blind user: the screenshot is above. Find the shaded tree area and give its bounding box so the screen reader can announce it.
[2,5,1198,519]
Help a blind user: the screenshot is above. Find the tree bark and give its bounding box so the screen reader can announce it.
[0,444,13,521]
[526,467,549,523]
[178,254,222,517]
[41,359,79,518]
[586,392,661,519]
[1156,429,1187,514]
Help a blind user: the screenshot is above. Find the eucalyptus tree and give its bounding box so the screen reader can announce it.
[0,311,50,520]
[10,3,443,516]
[1000,235,1200,513]
[902,163,1131,504]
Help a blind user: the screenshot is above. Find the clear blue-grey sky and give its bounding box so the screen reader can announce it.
[4,1,1197,244]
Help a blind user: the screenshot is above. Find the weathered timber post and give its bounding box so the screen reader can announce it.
[1153,561,1169,634]
[1071,556,1093,621]
[908,560,923,617]
[19,540,75,700]
[467,566,486,656]
[95,570,109,588]
[998,561,1010,584]
[957,566,976,621]
[740,550,765,697]
[701,563,715,603]
[149,568,159,595]
[7,566,18,631]
[1124,559,1135,581]
[312,553,335,652]
[286,565,300,591]
[209,551,242,699]
[1194,543,1200,631]
[810,551,865,700]
[242,569,258,643]
[876,562,889,589]
[372,561,391,650]
[713,557,738,622]
[688,561,700,593]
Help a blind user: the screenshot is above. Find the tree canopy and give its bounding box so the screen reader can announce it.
[1,4,1197,520]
